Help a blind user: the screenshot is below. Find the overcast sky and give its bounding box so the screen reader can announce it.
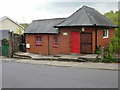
[0,0,119,23]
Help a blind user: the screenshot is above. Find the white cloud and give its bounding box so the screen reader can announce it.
[0,0,118,23]
[0,0,60,23]
[91,2,118,14]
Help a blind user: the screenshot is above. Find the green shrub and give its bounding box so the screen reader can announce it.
[109,36,119,53]
[92,58,101,62]
[95,46,101,54]
[103,49,118,63]
[102,39,118,63]
[93,40,118,63]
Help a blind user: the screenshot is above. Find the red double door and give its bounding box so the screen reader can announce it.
[71,32,80,53]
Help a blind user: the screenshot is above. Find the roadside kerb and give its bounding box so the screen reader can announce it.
[1,57,119,71]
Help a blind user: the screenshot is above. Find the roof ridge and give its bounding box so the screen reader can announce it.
[96,10,116,25]
[85,7,116,26]
[34,18,66,21]
[55,6,84,26]
[55,5,96,27]
[84,7,96,25]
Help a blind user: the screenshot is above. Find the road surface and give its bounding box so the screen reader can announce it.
[2,60,118,88]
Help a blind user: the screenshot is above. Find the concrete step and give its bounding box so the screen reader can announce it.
[32,56,58,60]
[78,57,92,61]
[77,59,88,62]
[13,54,31,59]
[13,52,96,62]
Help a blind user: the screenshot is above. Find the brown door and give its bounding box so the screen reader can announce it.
[81,32,92,53]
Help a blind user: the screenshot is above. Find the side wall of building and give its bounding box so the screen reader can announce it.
[49,27,96,54]
[25,27,115,55]
[97,28,115,47]
[0,19,24,34]
[25,34,49,55]
[25,27,96,55]
[49,28,71,55]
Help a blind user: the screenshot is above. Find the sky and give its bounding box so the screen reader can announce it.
[0,0,119,23]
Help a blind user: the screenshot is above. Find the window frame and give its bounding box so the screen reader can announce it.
[103,29,109,38]
[35,35,42,45]
[53,36,58,47]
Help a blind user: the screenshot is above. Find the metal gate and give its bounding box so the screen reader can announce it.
[81,32,92,53]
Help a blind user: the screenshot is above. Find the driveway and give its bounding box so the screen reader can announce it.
[2,61,118,88]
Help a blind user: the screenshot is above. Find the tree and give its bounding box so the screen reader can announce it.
[102,10,120,62]
[104,10,118,25]
[17,26,24,35]
[104,10,120,52]
[20,23,29,31]
[17,23,29,34]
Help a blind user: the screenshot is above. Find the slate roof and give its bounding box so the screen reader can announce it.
[25,18,65,34]
[55,6,118,28]
[25,6,118,34]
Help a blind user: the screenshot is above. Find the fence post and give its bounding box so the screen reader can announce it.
[8,31,13,58]
[101,47,104,61]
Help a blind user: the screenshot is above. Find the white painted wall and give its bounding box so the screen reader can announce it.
[0,18,24,34]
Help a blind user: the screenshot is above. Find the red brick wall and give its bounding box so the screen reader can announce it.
[25,34,49,55]
[25,27,115,55]
[97,28,115,48]
[49,27,97,55]
[49,28,71,55]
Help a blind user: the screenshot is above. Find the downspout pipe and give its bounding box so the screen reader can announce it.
[93,24,99,49]
[95,27,99,49]
[48,34,50,55]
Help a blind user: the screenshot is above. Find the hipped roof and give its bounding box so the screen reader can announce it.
[55,6,118,28]
[25,18,65,34]
[25,6,118,34]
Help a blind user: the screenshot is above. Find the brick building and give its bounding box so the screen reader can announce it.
[25,6,118,55]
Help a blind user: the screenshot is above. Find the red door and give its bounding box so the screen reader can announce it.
[71,32,80,53]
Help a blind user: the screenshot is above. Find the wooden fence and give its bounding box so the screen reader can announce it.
[1,31,25,57]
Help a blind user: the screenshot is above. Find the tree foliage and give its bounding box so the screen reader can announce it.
[104,10,120,52]
[93,11,119,63]
[104,10,119,25]
[20,23,29,31]
[17,26,24,35]
[102,11,120,62]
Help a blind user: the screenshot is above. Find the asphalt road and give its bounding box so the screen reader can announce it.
[0,60,2,89]
[2,60,118,88]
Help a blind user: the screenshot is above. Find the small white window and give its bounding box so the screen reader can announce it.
[103,29,109,38]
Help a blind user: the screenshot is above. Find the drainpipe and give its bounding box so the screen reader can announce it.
[95,28,99,49]
[48,34,50,55]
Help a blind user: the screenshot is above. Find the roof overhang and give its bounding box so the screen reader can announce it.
[54,25,119,28]
[24,33,59,35]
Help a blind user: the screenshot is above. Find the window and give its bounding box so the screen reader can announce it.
[36,36,42,45]
[103,29,109,38]
[54,36,58,47]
